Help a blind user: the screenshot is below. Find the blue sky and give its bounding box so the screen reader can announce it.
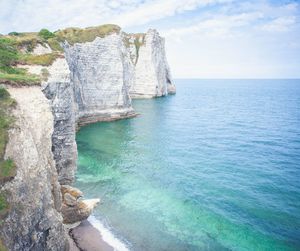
[1,0,300,78]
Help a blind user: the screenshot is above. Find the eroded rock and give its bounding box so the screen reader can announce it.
[61,186,100,224]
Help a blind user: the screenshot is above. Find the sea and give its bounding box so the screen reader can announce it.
[75,79,300,251]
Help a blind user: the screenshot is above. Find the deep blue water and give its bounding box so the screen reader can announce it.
[75,79,300,251]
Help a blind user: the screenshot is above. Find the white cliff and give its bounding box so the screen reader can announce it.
[63,33,136,126]
[1,87,68,251]
[127,29,176,98]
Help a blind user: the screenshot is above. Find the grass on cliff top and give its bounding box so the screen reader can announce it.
[0,72,40,86]
[55,24,121,45]
[5,32,41,52]
[0,88,16,184]
[4,30,63,52]
[0,37,41,85]
[18,52,60,66]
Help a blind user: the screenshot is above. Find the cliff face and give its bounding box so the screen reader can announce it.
[0,25,175,250]
[128,29,176,98]
[0,87,68,251]
[63,33,136,126]
[42,58,77,185]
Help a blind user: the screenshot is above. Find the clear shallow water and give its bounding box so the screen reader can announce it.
[75,79,300,251]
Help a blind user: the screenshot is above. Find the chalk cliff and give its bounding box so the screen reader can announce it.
[42,58,77,185]
[0,87,68,251]
[127,29,176,98]
[0,24,175,250]
[63,33,136,126]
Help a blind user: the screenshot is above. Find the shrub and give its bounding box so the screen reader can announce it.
[0,193,9,219]
[0,88,9,99]
[0,159,16,183]
[0,38,18,70]
[38,29,55,40]
[8,32,19,36]
[47,37,63,51]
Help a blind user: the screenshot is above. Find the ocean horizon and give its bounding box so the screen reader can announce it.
[75,79,300,251]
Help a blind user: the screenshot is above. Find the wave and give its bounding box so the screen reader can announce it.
[88,215,130,251]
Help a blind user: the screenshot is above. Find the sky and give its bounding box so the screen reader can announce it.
[0,0,300,78]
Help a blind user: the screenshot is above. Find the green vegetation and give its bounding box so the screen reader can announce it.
[0,38,18,71]
[47,37,63,51]
[0,159,15,181]
[8,32,19,36]
[19,52,60,66]
[41,68,50,81]
[123,33,145,64]
[0,37,41,85]
[0,88,16,183]
[0,72,40,85]
[0,193,9,219]
[38,29,55,40]
[0,239,7,251]
[7,32,40,52]
[55,24,121,45]
[133,34,145,65]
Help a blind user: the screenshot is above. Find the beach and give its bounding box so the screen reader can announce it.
[69,220,114,251]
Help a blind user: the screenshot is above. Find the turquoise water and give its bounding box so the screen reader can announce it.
[75,80,300,251]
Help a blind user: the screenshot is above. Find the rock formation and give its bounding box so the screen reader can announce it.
[61,185,100,225]
[42,58,77,185]
[0,24,175,251]
[0,87,68,251]
[63,33,136,126]
[127,29,175,98]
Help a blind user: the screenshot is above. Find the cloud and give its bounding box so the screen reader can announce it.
[0,0,140,33]
[164,12,264,39]
[261,16,296,32]
[109,0,234,28]
[161,1,300,78]
[0,0,233,33]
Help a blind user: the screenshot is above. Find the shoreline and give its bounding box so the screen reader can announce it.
[69,216,130,251]
[69,219,114,251]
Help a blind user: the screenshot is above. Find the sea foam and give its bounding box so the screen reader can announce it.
[88,215,130,251]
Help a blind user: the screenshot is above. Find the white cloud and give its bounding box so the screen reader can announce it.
[109,0,234,28]
[160,1,300,78]
[261,16,296,32]
[164,12,264,39]
[0,0,233,33]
